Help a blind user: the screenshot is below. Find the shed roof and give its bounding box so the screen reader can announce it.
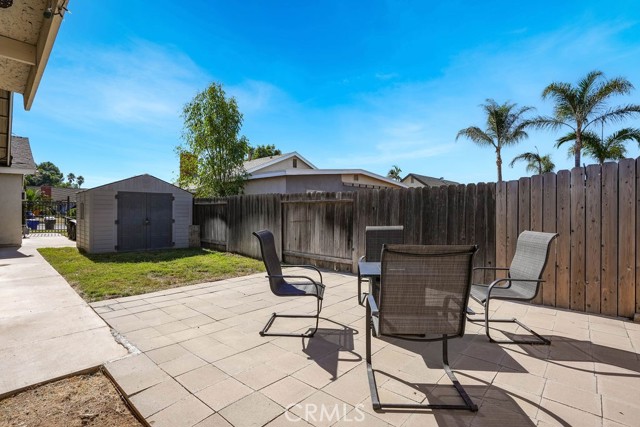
[79,174,193,195]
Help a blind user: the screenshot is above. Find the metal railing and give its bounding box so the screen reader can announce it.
[22,199,75,237]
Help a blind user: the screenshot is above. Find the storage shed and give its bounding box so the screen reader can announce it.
[76,174,193,253]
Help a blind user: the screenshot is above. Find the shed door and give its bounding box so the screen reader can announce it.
[117,192,173,251]
[147,193,173,250]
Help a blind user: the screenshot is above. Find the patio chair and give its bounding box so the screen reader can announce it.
[366,244,479,412]
[253,229,325,338]
[357,225,404,305]
[468,230,558,345]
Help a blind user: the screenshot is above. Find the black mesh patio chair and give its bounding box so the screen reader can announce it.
[357,225,404,305]
[366,244,479,412]
[468,230,558,345]
[253,229,325,338]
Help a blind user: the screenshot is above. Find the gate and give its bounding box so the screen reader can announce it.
[22,199,74,237]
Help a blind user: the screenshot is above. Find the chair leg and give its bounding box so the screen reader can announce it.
[365,318,478,412]
[259,298,322,338]
[467,298,550,345]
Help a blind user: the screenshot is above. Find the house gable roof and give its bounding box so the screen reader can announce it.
[243,152,317,173]
[402,173,459,187]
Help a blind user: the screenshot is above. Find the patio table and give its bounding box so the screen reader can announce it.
[357,260,381,306]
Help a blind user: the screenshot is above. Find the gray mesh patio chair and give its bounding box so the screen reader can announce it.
[366,244,478,412]
[357,225,404,305]
[469,230,558,345]
[253,229,325,338]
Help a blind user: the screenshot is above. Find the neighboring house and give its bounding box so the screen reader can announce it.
[0,0,69,246]
[27,185,84,202]
[243,152,406,194]
[402,173,459,188]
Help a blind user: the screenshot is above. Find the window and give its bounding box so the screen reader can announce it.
[354,175,359,182]
[411,177,414,183]
[293,158,298,168]
[79,203,85,219]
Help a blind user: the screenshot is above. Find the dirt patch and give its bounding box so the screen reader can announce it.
[0,371,142,427]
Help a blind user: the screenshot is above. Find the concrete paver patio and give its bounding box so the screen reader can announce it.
[92,269,640,427]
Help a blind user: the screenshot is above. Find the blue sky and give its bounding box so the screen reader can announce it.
[12,0,640,187]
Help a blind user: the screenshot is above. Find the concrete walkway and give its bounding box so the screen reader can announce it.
[0,236,128,398]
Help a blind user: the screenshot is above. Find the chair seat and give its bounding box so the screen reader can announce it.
[470,283,533,303]
[274,281,325,298]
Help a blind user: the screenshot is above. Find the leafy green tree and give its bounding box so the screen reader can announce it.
[457,99,533,182]
[387,165,402,181]
[66,173,76,185]
[557,127,640,165]
[530,70,640,168]
[25,161,64,186]
[249,144,282,160]
[76,176,85,188]
[177,82,250,196]
[509,147,555,175]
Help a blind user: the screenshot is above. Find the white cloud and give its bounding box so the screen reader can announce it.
[33,40,210,134]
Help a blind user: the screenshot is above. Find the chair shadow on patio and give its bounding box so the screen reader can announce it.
[301,319,362,380]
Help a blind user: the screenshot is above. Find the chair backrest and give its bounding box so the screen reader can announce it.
[379,244,477,337]
[253,229,285,291]
[365,226,404,262]
[508,231,558,298]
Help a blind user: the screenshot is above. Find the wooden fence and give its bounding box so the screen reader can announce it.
[496,158,639,319]
[194,158,640,318]
[194,185,496,279]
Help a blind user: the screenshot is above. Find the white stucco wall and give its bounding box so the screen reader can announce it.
[244,176,287,195]
[0,174,23,246]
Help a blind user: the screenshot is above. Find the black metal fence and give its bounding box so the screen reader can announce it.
[22,199,76,237]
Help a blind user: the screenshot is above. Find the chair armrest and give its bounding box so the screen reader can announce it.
[267,274,325,296]
[473,266,510,271]
[366,294,380,336]
[487,277,545,295]
[367,294,379,317]
[284,265,323,283]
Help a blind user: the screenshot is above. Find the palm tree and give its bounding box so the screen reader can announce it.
[509,147,555,175]
[530,70,640,168]
[456,99,533,182]
[557,127,640,165]
[387,165,402,181]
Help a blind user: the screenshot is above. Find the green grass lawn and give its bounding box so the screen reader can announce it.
[38,247,265,302]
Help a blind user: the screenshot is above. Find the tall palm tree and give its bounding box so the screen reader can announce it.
[509,147,555,175]
[456,99,533,182]
[387,165,402,181]
[530,70,640,168]
[557,127,640,165]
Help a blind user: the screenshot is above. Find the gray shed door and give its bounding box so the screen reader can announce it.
[117,192,173,251]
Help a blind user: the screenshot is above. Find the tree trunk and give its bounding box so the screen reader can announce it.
[574,127,582,168]
[496,149,503,182]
